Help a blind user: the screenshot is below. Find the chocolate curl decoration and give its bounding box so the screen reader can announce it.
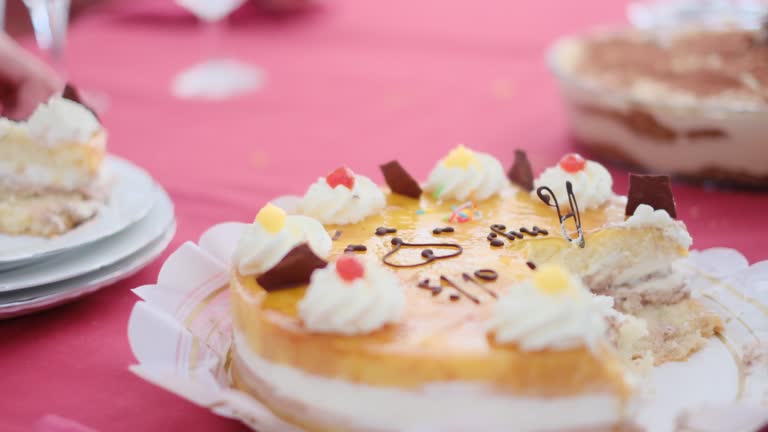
[626,174,677,218]
[536,181,585,248]
[380,160,422,199]
[507,149,534,191]
[256,243,328,291]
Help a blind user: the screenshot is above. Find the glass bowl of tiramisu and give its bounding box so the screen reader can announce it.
[548,1,768,187]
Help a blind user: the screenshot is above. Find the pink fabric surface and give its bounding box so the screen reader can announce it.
[0,1,766,431]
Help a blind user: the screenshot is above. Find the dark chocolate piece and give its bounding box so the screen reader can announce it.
[473,269,498,281]
[432,227,455,235]
[626,174,677,218]
[507,149,534,191]
[536,181,585,248]
[62,83,98,119]
[344,244,367,253]
[440,275,480,304]
[332,230,343,241]
[256,243,327,291]
[380,160,422,199]
[462,272,498,298]
[375,227,397,236]
[383,237,462,268]
[526,261,537,270]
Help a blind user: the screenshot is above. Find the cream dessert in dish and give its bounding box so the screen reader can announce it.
[0,88,107,237]
[229,147,721,431]
[549,26,768,187]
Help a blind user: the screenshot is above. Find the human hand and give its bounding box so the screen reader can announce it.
[0,33,62,120]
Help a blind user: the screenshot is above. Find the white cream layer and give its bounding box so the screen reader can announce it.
[622,204,692,249]
[0,160,95,191]
[233,331,623,432]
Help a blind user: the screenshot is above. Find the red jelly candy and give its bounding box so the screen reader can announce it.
[336,255,365,282]
[326,166,356,189]
[559,153,587,173]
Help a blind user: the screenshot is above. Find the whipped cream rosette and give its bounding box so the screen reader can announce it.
[532,153,614,210]
[26,96,103,147]
[488,265,615,352]
[622,203,692,249]
[425,145,508,201]
[234,203,332,275]
[299,254,406,335]
[300,166,386,225]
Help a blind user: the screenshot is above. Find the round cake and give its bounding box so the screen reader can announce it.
[229,147,721,431]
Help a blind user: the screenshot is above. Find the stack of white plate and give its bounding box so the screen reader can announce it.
[0,156,176,319]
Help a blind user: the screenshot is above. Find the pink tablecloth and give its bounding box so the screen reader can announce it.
[1,1,766,431]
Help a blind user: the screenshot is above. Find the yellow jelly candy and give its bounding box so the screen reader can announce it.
[442,144,477,170]
[533,264,574,296]
[255,203,286,233]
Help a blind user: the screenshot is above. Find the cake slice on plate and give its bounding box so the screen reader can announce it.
[0,88,107,237]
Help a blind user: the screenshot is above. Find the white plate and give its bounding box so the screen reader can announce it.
[0,156,158,271]
[0,221,176,319]
[0,186,174,291]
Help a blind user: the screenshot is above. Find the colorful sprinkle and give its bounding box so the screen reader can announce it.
[443,201,481,224]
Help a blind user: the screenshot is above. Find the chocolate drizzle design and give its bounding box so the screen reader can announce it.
[462,273,497,298]
[375,227,397,236]
[382,238,462,268]
[418,270,497,303]
[536,181,585,248]
[344,244,367,253]
[473,269,498,281]
[487,224,548,246]
[432,227,455,235]
[418,279,443,295]
[440,275,480,304]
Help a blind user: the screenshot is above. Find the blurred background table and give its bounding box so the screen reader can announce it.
[0,0,765,431]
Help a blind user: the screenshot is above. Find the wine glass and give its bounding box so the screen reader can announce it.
[23,0,70,75]
[23,0,111,113]
[627,0,767,31]
[172,0,266,100]
[0,0,6,31]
